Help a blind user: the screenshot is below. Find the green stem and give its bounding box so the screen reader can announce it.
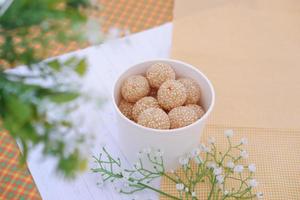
[138,182,181,200]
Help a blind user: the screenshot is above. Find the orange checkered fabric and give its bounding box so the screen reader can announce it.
[0,0,173,199]
[0,131,41,200]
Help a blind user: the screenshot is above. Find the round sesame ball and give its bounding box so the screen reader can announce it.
[146,63,176,88]
[121,75,150,103]
[168,106,198,129]
[132,96,160,121]
[186,104,205,119]
[157,80,187,111]
[178,78,201,104]
[137,108,170,129]
[118,99,134,120]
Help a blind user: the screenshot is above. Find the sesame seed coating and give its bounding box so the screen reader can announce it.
[168,106,198,129]
[137,108,170,129]
[186,104,205,119]
[121,75,150,103]
[178,78,201,104]
[146,63,176,88]
[118,99,134,120]
[132,96,160,121]
[157,80,187,111]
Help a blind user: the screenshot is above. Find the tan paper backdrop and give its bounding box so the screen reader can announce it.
[162,0,300,199]
[172,0,300,129]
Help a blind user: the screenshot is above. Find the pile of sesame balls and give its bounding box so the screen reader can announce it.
[118,63,205,130]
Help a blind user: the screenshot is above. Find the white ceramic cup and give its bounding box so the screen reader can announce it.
[112,59,215,170]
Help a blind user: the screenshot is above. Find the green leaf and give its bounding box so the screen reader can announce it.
[48,92,79,103]
[5,95,33,125]
[74,59,87,76]
[47,60,61,71]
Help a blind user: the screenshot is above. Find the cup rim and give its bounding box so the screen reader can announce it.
[112,58,215,134]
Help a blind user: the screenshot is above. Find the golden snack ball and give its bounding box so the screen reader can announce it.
[137,108,170,129]
[146,63,176,88]
[186,104,205,119]
[168,106,198,129]
[157,80,187,111]
[118,99,134,120]
[121,75,150,102]
[132,96,160,121]
[178,78,201,104]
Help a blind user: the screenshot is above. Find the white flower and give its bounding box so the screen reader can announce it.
[208,137,216,145]
[249,179,258,188]
[240,150,249,159]
[191,191,197,197]
[234,165,244,173]
[85,18,102,45]
[226,161,235,169]
[194,155,203,164]
[256,192,263,199]
[224,129,234,137]
[207,162,216,169]
[199,144,210,153]
[142,147,151,154]
[122,170,130,180]
[190,148,200,157]
[213,167,222,176]
[176,183,184,191]
[107,27,121,40]
[185,187,189,192]
[137,151,143,159]
[216,175,224,184]
[224,190,229,195]
[240,137,248,145]
[134,162,141,169]
[155,149,164,157]
[248,163,256,172]
[179,156,189,166]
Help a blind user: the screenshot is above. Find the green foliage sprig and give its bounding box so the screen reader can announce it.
[0,0,100,177]
[92,130,263,200]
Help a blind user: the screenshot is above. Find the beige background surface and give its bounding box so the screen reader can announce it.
[172,0,300,129]
[163,0,300,199]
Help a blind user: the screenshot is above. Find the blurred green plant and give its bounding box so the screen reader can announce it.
[0,0,99,177]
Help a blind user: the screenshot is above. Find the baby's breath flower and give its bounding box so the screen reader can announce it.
[234,165,244,173]
[240,150,249,159]
[179,156,189,166]
[248,163,256,172]
[199,143,210,153]
[190,148,200,157]
[134,162,141,169]
[137,151,143,159]
[216,175,224,184]
[208,137,216,145]
[224,190,229,196]
[256,192,263,199]
[191,191,197,197]
[213,167,222,176]
[240,137,248,145]
[176,183,184,191]
[249,179,258,188]
[142,147,151,154]
[155,149,164,157]
[207,162,216,169]
[194,155,203,164]
[226,161,235,169]
[224,129,234,137]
